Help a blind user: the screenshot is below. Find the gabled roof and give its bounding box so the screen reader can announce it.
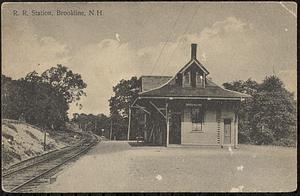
[178,59,209,75]
[138,43,251,100]
[139,79,251,99]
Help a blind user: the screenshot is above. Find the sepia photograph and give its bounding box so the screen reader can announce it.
[1,1,297,193]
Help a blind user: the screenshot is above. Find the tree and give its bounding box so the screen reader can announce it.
[251,76,296,145]
[71,113,110,138]
[41,64,87,103]
[1,75,24,119]
[223,78,259,96]
[108,76,140,139]
[223,78,259,143]
[21,65,87,129]
[223,76,296,146]
[109,76,139,118]
[1,65,87,131]
[24,71,43,83]
[17,76,69,130]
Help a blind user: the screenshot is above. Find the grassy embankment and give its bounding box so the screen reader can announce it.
[2,119,83,168]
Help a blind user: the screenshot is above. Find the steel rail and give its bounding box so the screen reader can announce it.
[10,140,97,192]
[3,148,60,170]
[4,134,93,176]
[3,145,76,177]
[3,132,86,172]
[3,135,99,193]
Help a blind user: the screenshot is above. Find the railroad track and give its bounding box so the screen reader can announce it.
[2,133,99,193]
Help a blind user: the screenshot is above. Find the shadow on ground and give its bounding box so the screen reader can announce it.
[128,141,162,147]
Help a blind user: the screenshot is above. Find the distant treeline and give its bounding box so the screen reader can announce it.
[1,64,87,130]
[70,113,129,140]
[71,113,111,138]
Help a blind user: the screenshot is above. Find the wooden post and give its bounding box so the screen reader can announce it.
[203,73,206,88]
[43,127,46,151]
[221,113,224,148]
[110,118,112,140]
[235,113,239,149]
[149,124,154,143]
[127,107,131,141]
[166,102,169,147]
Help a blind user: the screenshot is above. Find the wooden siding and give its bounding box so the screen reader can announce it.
[181,107,218,145]
[216,108,221,144]
[181,104,237,146]
[221,105,236,146]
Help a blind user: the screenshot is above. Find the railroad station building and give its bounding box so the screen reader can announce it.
[130,43,250,148]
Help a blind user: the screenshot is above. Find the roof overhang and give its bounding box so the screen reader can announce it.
[138,96,246,101]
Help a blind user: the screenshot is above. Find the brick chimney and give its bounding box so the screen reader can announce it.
[191,43,197,59]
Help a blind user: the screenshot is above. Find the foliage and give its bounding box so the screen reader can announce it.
[19,79,69,129]
[109,76,139,118]
[1,64,87,131]
[223,78,259,144]
[41,64,87,103]
[108,76,140,139]
[71,113,111,138]
[223,76,296,146]
[2,75,23,119]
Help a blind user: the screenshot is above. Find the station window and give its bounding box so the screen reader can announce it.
[196,72,204,87]
[183,71,191,86]
[191,107,204,131]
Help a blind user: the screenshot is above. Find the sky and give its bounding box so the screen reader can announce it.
[2,2,297,117]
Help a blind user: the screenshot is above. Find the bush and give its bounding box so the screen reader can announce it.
[274,138,296,147]
[223,76,296,147]
[251,128,275,145]
[238,131,251,144]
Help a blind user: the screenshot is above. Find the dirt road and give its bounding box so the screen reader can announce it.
[41,141,297,192]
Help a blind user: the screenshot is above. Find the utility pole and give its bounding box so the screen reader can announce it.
[127,107,131,141]
[43,126,46,151]
[110,118,113,140]
[166,102,169,147]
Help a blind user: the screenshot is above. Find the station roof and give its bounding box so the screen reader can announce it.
[139,79,251,99]
[138,43,250,100]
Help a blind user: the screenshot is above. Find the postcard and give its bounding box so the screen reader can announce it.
[1,1,297,193]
